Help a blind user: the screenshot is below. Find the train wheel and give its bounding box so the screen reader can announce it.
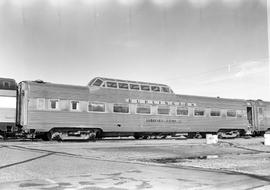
[187,133,196,139]
[194,133,202,139]
[88,131,97,142]
[96,129,102,139]
[217,132,224,139]
[234,131,240,138]
[45,130,61,141]
[218,130,240,139]
[134,135,141,139]
[133,133,141,140]
[40,132,52,141]
[51,132,62,141]
[134,136,140,140]
[95,129,103,139]
[142,136,148,139]
[161,135,167,139]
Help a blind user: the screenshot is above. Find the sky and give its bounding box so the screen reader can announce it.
[0,0,269,100]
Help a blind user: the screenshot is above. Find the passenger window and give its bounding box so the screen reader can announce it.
[130,84,140,90]
[71,101,79,111]
[158,106,170,115]
[147,100,153,104]
[113,104,129,113]
[93,79,103,86]
[107,82,117,88]
[177,107,188,116]
[118,83,129,89]
[151,86,160,92]
[161,87,169,93]
[88,102,105,112]
[141,85,150,91]
[49,99,59,110]
[138,99,146,104]
[194,108,205,116]
[210,110,220,117]
[3,82,10,88]
[136,105,151,114]
[227,110,236,117]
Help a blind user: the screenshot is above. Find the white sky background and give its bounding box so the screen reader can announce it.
[0,0,269,100]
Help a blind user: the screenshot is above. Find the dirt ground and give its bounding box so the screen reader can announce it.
[0,137,270,189]
[176,138,270,176]
[86,137,270,176]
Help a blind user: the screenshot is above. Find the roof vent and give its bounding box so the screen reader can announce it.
[34,79,45,83]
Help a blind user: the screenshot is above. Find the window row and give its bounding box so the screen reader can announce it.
[38,99,243,118]
[92,79,171,93]
[2,81,11,88]
[48,99,81,111]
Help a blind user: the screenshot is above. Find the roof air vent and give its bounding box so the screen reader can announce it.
[34,79,45,83]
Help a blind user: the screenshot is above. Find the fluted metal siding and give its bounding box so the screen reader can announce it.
[23,81,251,133]
[0,108,16,123]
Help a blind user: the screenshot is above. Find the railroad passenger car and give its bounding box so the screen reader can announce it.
[17,77,270,140]
[246,100,270,135]
[0,78,17,137]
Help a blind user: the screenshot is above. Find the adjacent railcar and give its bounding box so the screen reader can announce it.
[17,77,269,140]
[0,78,17,136]
[246,100,270,135]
